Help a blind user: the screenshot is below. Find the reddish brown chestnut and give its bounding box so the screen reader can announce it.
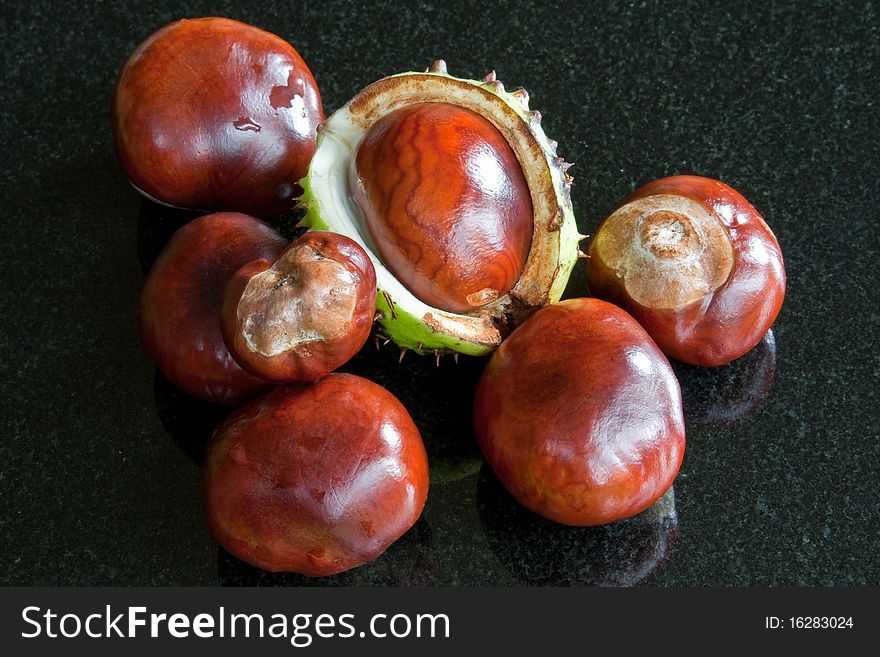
[473,298,685,526]
[585,175,785,366]
[220,231,377,382]
[349,101,533,313]
[138,212,288,404]
[203,373,429,575]
[112,17,324,216]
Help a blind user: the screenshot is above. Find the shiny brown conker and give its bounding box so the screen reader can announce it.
[112,17,324,217]
[220,231,377,383]
[473,298,686,526]
[202,373,429,576]
[585,175,786,366]
[138,212,288,405]
[349,101,533,313]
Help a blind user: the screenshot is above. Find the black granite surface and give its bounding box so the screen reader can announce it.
[1,0,878,586]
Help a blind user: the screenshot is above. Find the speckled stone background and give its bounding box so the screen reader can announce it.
[1,0,877,586]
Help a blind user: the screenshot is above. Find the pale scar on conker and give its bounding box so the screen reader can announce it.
[221,231,377,382]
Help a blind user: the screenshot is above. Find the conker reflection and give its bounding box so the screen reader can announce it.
[674,329,778,429]
[477,465,678,586]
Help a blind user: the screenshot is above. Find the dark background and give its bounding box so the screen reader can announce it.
[1,0,877,586]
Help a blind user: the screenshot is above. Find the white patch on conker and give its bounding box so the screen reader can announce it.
[466,287,500,307]
[592,194,734,310]
[238,245,358,357]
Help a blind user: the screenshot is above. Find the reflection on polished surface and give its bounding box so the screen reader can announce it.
[137,198,305,275]
[137,200,204,274]
[674,329,777,430]
[153,372,228,466]
[477,465,678,586]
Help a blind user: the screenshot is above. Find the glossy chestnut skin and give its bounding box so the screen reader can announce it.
[586,175,785,366]
[473,298,686,526]
[350,102,533,313]
[203,374,429,575]
[138,212,288,405]
[112,17,324,216]
[220,231,377,383]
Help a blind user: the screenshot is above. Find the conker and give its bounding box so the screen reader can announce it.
[138,212,288,405]
[220,231,377,383]
[472,298,686,526]
[112,17,324,216]
[303,62,579,355]
[585,175,785,366]
[203,374,429,576]
[349,101,533,313]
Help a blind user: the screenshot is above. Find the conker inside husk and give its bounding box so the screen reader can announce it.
[112,17,324,216]
[202,373,429,576]
[586,175,785,366]
[473,298,686,526]
[300,61,580,355]
[350,102,533,314]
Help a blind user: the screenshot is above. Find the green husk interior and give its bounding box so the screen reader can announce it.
[300,64,580,356]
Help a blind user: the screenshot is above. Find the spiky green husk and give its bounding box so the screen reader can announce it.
[300,60,580,356]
